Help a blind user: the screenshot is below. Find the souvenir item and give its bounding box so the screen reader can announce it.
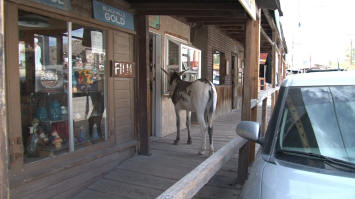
[35,106,48,122]
[91,124,99,140]
[26,119,40,156]
[49,100,62,121]
[51,128,63,149]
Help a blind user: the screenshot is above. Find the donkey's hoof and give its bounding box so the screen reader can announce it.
[173,139,179,145]
[187,139,192,145]
[198,150,205,155]
[208,150,214,156]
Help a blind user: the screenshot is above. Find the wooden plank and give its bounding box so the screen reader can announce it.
[0,0,9,197]
[12,148,135,199]
[72,189,123,199]
[156,137,245,199]
[89,178,162,199]
[261,98,268,136]
[4,1,23,170]
[104,168,176,191]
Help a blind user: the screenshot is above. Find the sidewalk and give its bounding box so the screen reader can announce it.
[74,110,244,199]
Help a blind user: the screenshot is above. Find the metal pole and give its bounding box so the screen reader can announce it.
[67,22,74,152]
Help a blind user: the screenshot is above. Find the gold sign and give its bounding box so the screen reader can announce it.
[113,61,135,78]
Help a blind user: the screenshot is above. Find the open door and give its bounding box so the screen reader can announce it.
[149,33,162,137]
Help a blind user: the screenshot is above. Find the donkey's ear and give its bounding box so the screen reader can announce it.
[177,70,187,76]
[161,67,169,75]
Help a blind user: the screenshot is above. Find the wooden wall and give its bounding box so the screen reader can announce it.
[112,31,135,144]
[215,85,232,117]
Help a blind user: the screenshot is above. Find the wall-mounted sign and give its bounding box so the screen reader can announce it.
[238,0,256,20]
[32,0,71,11]
[93,0,134,31]
[112,61,135,78]
[149,16,160,29]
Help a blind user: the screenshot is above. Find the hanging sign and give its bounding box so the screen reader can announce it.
[93,0,134,31]
[112,61,135,78]
[32,0,71,11]
[91,31,103,54]
[238,0,256,20]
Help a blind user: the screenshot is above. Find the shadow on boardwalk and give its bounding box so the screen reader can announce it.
[74,110,244,199]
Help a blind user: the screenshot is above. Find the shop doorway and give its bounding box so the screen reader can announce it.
[149,32,162,137]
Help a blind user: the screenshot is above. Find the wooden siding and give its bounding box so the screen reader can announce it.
[215,85,232,116]
[113,31,135,144]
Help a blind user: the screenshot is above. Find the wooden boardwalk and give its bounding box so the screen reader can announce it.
[74,111,244,199]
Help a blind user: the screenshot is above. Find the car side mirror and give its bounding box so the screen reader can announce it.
[236,121,262,145]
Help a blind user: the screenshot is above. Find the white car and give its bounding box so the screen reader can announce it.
[237,71,355,199]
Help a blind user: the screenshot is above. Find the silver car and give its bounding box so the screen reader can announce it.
[237,71,355,199]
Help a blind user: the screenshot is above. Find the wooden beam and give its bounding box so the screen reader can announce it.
[0,0,9,198]
[4,1,23,170]
[157,138,247,199]
[135,15,150,155]
[262,9,277,32]
[261,27,273,46]
[135,10,245,17]
[202,21,246,25]
[131,3,243,11]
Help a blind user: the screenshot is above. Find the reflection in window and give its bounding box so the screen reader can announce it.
[279,86,355,163]
[18,10,69,163]
[71,25,106,149]
[17,10,107,164]
[213,52,220,85]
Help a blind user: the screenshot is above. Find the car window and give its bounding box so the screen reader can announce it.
[278,86,355,164]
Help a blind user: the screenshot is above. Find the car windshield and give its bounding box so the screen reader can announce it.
[278,86,355,164]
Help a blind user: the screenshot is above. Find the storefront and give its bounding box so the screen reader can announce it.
[5,0,136,197]
[191,25,244,115]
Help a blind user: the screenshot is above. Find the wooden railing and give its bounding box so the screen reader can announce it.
[156,87,280,199]
[156,137,247,199]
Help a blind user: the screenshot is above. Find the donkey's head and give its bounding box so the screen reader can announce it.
[161,68,186,96]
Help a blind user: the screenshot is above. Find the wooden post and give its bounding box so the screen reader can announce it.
[0,0,9,198]
[271,30,277,111]
[261,98,267,136]
[242,10,260,163]
[135,15,150,155]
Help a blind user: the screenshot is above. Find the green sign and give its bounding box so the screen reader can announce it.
[32,0,71,11]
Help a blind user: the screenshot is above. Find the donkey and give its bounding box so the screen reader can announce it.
[162,69,217,155]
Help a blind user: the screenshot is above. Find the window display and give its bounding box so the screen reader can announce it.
[164,36,201,93]
[18,10,107,163]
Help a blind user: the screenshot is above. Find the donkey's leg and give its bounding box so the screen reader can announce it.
[186,111,192,144]
[207,113,215,155]
[196,113,207,155]
[174,109,180,145]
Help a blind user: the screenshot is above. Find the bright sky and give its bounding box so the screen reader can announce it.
[280,0,355,68]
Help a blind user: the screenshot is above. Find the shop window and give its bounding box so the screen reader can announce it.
[164,35,201,94]
[18,10,107,163]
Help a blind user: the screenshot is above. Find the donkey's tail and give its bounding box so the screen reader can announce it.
[206,82,217,127]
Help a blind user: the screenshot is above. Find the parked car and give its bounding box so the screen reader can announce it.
[236,71,355,199]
